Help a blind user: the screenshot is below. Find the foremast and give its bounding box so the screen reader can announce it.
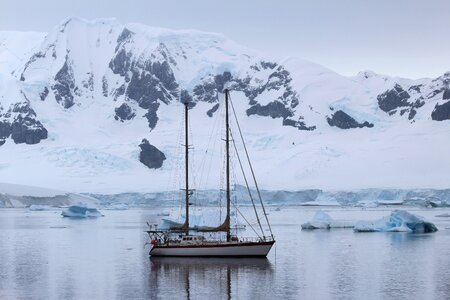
[170,101,190,234]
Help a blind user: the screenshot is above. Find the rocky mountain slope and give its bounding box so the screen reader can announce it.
[0,17,449,193]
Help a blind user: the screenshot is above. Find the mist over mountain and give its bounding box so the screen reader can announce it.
[0,17,449,193]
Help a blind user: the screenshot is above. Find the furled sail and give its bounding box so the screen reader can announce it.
[197,215,230,232]
[170,220,189,232]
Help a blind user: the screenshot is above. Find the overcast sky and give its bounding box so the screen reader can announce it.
[1,0,449,79]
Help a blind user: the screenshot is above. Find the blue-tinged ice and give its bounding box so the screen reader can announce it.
[62,204,104,218]
[354,210,438,233]
[301,210,354,229]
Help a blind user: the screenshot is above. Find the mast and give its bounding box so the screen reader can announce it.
[197,90,231,236]
[225,89,231,242]
[184,102,189,235]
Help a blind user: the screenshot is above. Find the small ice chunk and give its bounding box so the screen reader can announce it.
[62,205,103,218]
[354,210,438,233]
[301,210,354,229]
[435,213,450,218]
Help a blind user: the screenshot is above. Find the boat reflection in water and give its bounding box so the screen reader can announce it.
[148,257,274,299]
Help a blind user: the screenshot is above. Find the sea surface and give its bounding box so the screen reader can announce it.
[0,207,449,300]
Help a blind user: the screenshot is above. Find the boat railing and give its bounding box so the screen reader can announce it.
[239,236,274,243]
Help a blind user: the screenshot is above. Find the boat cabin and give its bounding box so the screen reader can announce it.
[180,235,205,244]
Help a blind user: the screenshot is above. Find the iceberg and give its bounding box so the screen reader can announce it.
[354,210,438,233]
[301,210,354,229]
[62,205,103,218]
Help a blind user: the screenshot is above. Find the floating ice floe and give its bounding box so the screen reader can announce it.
[435,213,450,218]
[29,204,54,211]
[301,210,354,229]
[157,212,170,216]
[353,210,438,233]
[300,200,340,207]
[62,205,104,218]
[103,203,129,210]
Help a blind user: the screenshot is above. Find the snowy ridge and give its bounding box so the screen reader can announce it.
[0,18,449,193]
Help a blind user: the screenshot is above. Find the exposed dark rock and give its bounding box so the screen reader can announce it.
[52,59,76,108]
[377,84,425,120]
[10,115,48,144]
[207,103,220,117]
[114,103,136,122]
[193,79,218,103]
[125,60,178,109]
[20,52,45,81]
[0,139,5,146]
[408,85,422,93]
[261,61,277,70]
[246,101,293,119]
[214,71,232,93]
[431,100,450,121]
[180,89,195,108]
[0,102,49,144]
[116,28,135,51]
[144,102,160,130]
[427,89,444,99]
[113,84,126,101]
[377,84,411,112]
[282,118,316,131]
[109,49,133,77]
[39,87,49,101]
[139,138,166,169]
[0,121,11,139]
[12,102,35,115]
[408,109,417,120]
[82,73,94,92]
[443,89,450,100]
[327,110,374,129]
[102,76,108,97]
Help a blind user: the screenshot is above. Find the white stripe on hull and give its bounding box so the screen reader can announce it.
[150,242,274,257]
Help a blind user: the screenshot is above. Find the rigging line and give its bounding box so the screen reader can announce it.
[229,95,274,238]
[232,201,261,238]
[197,100,222,193]
[229,129,265,237]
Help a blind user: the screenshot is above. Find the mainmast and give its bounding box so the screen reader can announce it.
[184,101,189,235]
[197,90,231,237]
[224,89,231,242]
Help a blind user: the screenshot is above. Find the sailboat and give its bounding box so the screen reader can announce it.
[146,89,275,257]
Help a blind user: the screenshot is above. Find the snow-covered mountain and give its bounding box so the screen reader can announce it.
[0,17,449,193]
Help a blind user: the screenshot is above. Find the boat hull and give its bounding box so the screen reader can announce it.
[149,241,274,257]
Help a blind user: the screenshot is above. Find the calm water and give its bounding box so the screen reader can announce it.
[0,207,449,300]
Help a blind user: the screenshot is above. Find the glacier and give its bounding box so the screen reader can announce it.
[353,210,438,233]
[0,17,449,194]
